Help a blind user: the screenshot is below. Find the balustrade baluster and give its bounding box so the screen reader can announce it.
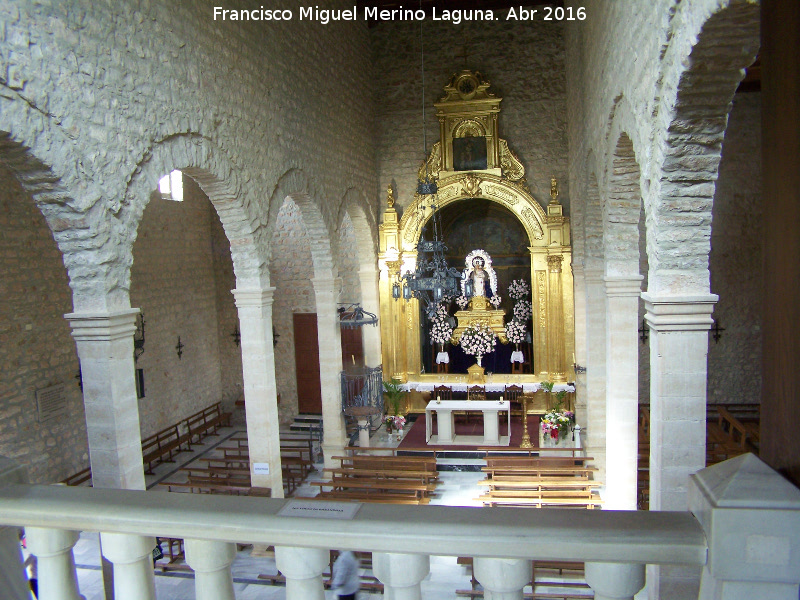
[274,545,328,600]
[185,539,237,600]
[584,561,645,600]
[473,556,531,600]
[99,532,156,600]
[373,552,430,600]
[25,527,84,600]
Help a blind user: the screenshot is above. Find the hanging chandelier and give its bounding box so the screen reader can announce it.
[391,13,462,320]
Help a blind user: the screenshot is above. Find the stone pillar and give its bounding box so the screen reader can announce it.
[99,533,155,600]
[359,267,382,368]
[547,254,567,382]
[690,454,800,600]
[0,459,29,600]
[473,557,531,600]
[274,545,328,600]
[584,268,607,484]
[26,527,84,600]
[571,263,588,425]
[65,309,145,490]
[232,288,283,496]
[643,293,716,600]
[373,552,430,600]
[311,277,346,468]
[184,539,237,600]
[585,562,646,600]
[604,276,643,510]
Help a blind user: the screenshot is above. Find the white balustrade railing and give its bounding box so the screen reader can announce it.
[0,453,798,600]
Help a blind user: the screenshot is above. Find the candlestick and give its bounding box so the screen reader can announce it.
[519,395,532,449]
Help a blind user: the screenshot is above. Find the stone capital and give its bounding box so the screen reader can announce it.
[642,292,718,331]
[310,276,342,296]
[232,287,276,308]
[604,275,644,297]
[547,254,564,272]
[64,308,139,342]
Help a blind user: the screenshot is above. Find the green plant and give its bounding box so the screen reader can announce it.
[382,379,406,416]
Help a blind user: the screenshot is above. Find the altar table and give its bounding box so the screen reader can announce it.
[425,400,511,446]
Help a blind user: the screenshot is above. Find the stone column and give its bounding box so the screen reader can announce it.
[585,562,645,600]
[99,532,155,600]
[690,454,800,600]
[373,552,430,600]
[359,267,382,368]
[547,254,567,382]
[65,309,145,490]
[274,545,328,600]
[604,276,643,510]
[232,288,283,496]
[184,539,237,600]
[0,458,29,600]
[584,268,607,484]
[311,277,346,468]
[473,557,531,600]
[571,263,588,425]
[643,293,716,600]
[25,527,84,600]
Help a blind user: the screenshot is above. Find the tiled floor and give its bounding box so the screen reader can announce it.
[65,423,641,599]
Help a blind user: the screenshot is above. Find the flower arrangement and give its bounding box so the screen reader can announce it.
[507,279,530,301]
[391,415,406,430]
[540,406,575,441]
[505,319,527,344]
[430,315,454,345]
[489,294,502,308]
[459,322,497,358]
[455,295,469,310]
[513,299,533,322]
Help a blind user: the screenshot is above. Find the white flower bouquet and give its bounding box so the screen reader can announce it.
[507,279,530,301]
[489,294,502,308]
[505,319,527,344]
[430,313,454,345]
[459,322,497,357]
[513,299,533,321]
[455,295,469,309]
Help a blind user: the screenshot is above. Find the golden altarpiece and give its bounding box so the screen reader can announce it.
[378,71,574,410]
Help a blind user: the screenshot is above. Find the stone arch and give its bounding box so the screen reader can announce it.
[582,153,604,273]
[650,0,760,294]
[266,168,335,279]
[124,133,270,291]
[604,132,643,278]
[338,187,378,273]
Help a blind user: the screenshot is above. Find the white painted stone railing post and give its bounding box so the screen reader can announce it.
[184,539,237,600]
[99,532,155,600]
[25,527,84,600]
[473,556,531,600]
[0,458,30,600]
[373,552,430,600]
[274,545,329,600]
[232,287,284,496]
[690,454,800,600]
[584,562,645,600]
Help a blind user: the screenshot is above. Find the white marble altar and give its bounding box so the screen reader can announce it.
[425,400,510,446]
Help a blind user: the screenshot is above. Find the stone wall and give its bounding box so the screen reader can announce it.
[371,14,568,218]
[271,198,316,423]
[130,175,243,436]
[0,163,87,483]
[708,93,762,405]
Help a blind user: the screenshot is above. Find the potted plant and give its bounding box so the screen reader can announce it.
[382,379,406,417]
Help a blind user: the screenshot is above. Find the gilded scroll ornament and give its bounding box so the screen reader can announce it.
[417,142,442,182]
[499,139,525,181]
[538,272,547,328]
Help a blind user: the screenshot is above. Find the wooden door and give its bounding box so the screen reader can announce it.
[293,313,322,414]
[340,327,364,370]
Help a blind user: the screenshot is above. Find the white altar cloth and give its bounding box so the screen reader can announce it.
[425,400,511,446]
[406,382,574,394]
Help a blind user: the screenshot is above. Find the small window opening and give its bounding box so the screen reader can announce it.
[158,170,184,201]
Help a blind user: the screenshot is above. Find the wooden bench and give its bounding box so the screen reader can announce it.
[142,423,191,474]
[334,455,438,473]
[707,406,756,464]
[477,477,599,490]
[476,490,602,509]
[482,465,598,479]
[61,467,92,486]
[311,491,431,505]
[311,478,436,499]
[159,481,253,495]
[184,402,232,446]
[324,467,439,484]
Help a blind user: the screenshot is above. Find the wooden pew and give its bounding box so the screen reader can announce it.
[475,490,602,509]
[184,402,232,446]
[311,491,431,505]
[141,423,192,474]
[310,478,436,499]
[707,405,756,464]
[324,467,439,484]
[333,455,438,474]
[61,467,92,486]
